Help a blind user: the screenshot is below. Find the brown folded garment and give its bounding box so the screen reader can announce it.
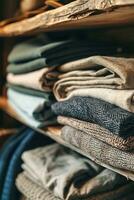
[61,125,134,172]
[55,56,134,101]
[58,116,134,151]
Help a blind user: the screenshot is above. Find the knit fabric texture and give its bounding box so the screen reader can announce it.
[61,126,134,172]
[58,116,134,151]
[16,173,61,200]
[52,96,134,137]
[16,172,134,200]
[55,56,134,101]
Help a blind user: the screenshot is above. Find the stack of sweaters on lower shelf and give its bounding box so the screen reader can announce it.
[5,33,134,199]
[0,128,134,200]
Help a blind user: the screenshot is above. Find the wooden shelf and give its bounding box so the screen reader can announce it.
[0,97,134,181]
[0,5,134,37]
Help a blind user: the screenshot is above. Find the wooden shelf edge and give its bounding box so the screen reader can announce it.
[0,97,134,181]
[0,5,134,37]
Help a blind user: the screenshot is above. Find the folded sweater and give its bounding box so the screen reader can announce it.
[16,172,134,200]
[58,116,134,151]
[61,126,134,172]
[52,96,134,137]
[54,56,134,101]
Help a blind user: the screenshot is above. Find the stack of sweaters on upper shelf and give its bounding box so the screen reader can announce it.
[7,33,124,127]
[6,33,134,180]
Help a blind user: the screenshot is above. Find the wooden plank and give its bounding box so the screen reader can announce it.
[0,2,133,37]
[0,97,134,181]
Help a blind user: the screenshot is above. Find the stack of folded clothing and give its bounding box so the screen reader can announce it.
[6,32,134,198]
[0,127,52,200]
[52,55,134,174]
[16,143,134,200]
[7,34,124,128]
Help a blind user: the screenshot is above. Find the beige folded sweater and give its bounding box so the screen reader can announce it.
[58,116,134,151]
[54,56,134,102]
[7,67,56,92]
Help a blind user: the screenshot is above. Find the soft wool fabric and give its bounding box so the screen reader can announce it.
[7,58,48,75]
[54,56,134,100]
[7,35,65,63]
[61,126,134,172]
[52,96,134,137]
[7,35,122,74]
[20,196,27,200]
[7,89,54,122]
[22,143,102,199]
[16,172,134,200]
[0,128,52,200]
[7,67,57,92]
[16,173,61,200]
[7,51,97,74]
[55,87,134,113]
[8,99,41,127]
[58,116,134,151]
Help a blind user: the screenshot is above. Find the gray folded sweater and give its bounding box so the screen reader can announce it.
[52,96,134,137]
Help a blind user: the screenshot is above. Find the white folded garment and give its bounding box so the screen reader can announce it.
[7,89,55,128]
